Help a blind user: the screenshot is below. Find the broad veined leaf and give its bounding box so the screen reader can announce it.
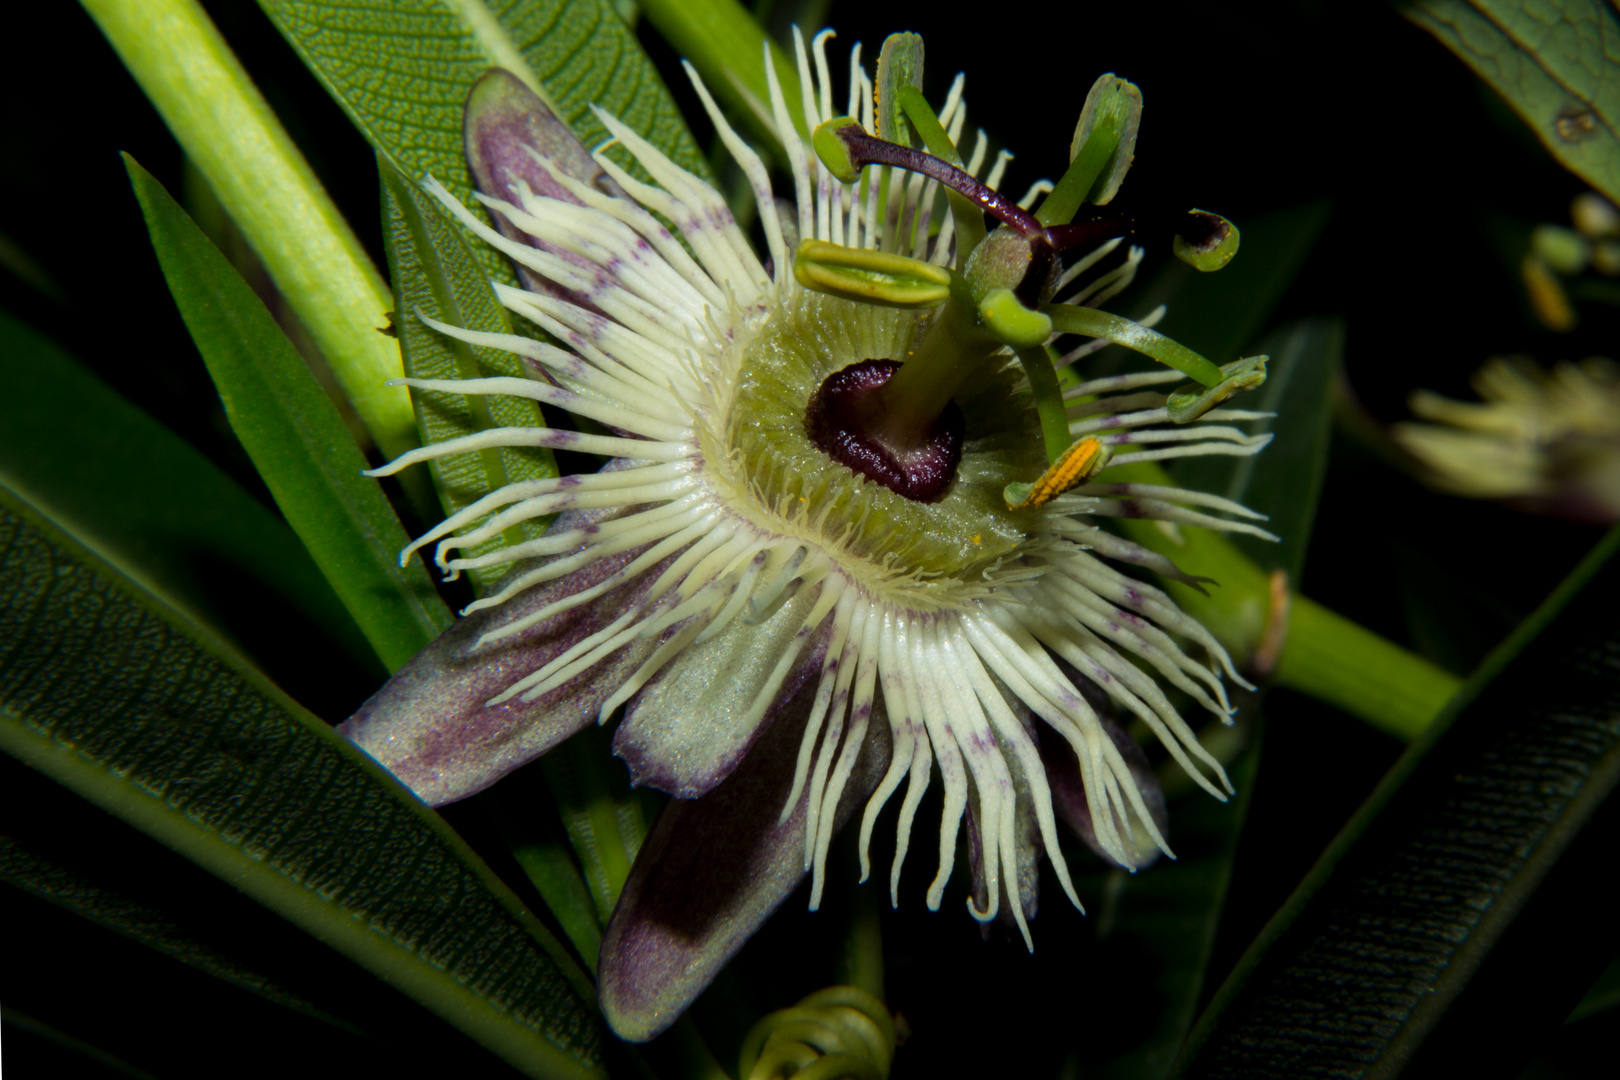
[1080,320,1344,1079]
[0,309,378,683]
[1177,525,1620,1079]
[257,0,708,288]
[1406,0,1620,207]
[127,155,452,673]
[0,484,605,1080]
[382,161,558,593]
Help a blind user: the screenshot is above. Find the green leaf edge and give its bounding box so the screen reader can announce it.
[1175,522,1620,1073]
[124,154,452,671]
[0,481,605,1080]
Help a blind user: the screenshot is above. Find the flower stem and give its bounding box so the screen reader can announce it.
[1105,462,1463,739]
[80,0,417,463]
[837,883,886,1000]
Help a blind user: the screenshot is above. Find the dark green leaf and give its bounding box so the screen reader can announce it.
[126,155,452,672]
[256,0,708,288]
[0,310,378,681]
[1405,0,1620,206]
[0,484,605,1079]
[1,808,355,1035]
[1172,317,1344,586]
[381,161,558,592]
[1080,314,1343,1076]
[1081,730,1261,1080]
[1178,526,1620,1078]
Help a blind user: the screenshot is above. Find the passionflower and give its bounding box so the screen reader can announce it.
[1393,355,1620,523]
[342,30,1275,1041]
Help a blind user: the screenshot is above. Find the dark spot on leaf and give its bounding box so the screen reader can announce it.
[1555,104,1599,143]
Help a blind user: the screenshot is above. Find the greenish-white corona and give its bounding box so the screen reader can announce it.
[344,28,1279,1042]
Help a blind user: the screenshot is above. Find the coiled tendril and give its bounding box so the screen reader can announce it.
[738,986,898,1080]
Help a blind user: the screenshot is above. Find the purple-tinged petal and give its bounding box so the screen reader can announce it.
[1040,709,1168,870]
[597,683,892,1042]
[340,509,667,806]
[614,581,831,799]
[463,69,616,304]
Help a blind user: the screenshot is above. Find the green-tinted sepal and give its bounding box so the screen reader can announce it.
[813,117,865,184]
[1173,210,1242,272]
[1167,355,1269,422]
[794,239,953,308]
[979,288,1054,348]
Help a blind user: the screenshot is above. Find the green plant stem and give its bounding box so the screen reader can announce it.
[1106,462,1462,739]
[80,0,416,463]
[638,0,805,146]
[837,884,885,1001]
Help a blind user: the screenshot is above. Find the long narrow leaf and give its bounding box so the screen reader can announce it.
[0,310,376,679]
[1178,525,1620,1078]
[0,484,604,1080]
[80,0,415,460]
[126,156,451,672]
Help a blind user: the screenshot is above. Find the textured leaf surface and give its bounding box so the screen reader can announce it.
[0,484,605,1080]
[258,0,706,288]
[1179,526,1620,1078]
[128,156,452,672]
[382,162,557,591]
[1407,0,1620,206]
[0,310,375,678]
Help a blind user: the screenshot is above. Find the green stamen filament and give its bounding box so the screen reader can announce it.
[1045,305,1224,387]
[1036,114,1119,228]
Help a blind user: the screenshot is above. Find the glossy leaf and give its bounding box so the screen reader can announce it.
[381,162,558,592]
[1178,526,1620,1078]
[257,0,707,289]
[0,309,376,680]
[0,484,605,1080]
[1407,0,1620,207]
[127,155,452,672]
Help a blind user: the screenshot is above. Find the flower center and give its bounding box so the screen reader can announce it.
[706,291,1045,602]
[805,359,964,503]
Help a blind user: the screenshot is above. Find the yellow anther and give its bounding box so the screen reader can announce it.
[1003,435,1113,510]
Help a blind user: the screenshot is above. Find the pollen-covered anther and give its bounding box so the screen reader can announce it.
[804,359,964,503]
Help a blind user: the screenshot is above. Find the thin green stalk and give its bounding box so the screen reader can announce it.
[638,0,805,146]
[80,0,416,462]
[1046,305,1224,387]
[1105,462,1462,738]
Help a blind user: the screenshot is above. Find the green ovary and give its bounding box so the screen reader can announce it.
[707,290,1047,599]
